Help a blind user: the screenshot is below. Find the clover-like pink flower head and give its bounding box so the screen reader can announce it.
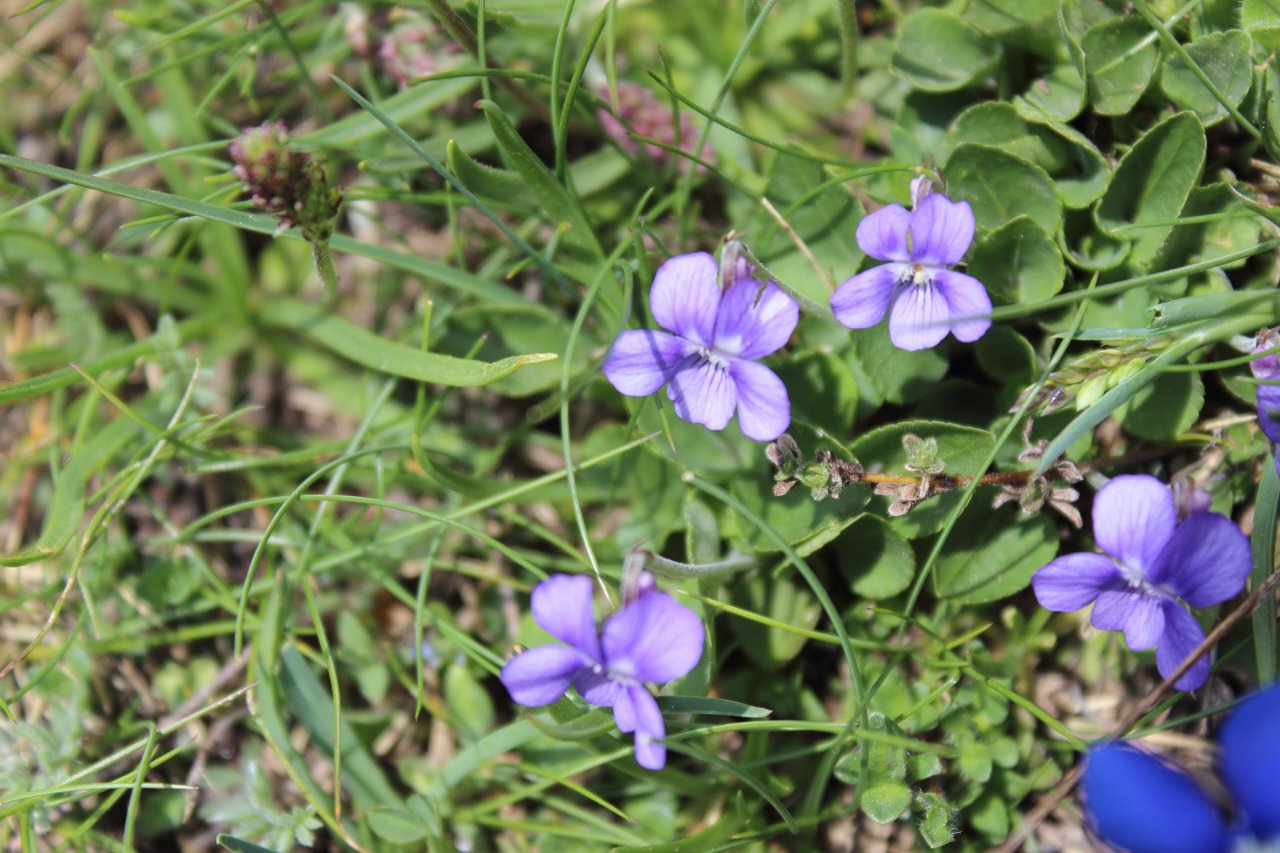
[831,191,991,351]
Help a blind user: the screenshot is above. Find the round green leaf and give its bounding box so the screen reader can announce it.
[729,574,820,670]
[1160,30,1254,123]
[837,515,916,599]
[1096,112,1207,265]
[941,102,1071,173]
[1015,13,1088,122]
[891,9,1000,92]
[944,144,1064,235]
[964,0,1058,34]
[862,783,914,824]
[933,507,1058,604]
[1035,119,1111,209]
[1082,16,1159,115]
[729,472,871,553]
[1062,209,1130,271]
[967,216,1065,306]
[846,322,950,407]
[975,326,1037,384]
[970,792,1012,841]
[774,351,859,437]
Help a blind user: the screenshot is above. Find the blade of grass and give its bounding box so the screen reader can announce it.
[1252,453,1279,682]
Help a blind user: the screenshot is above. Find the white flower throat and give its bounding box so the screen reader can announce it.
[893,262,934,289]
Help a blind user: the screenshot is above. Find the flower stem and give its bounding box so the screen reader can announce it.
[312,239,339,299]
[835,0,860,98]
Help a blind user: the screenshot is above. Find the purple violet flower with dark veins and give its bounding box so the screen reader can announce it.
[1031,474,1250,691]
[1082,682,1280,853]
[603,251,799,441]
[499,573,704,770]
[830,183,991,351]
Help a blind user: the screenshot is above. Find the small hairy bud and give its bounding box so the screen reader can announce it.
[902,433,944,476]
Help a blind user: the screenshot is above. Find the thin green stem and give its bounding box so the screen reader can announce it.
[311,239,339,298]
[835,0,860,97]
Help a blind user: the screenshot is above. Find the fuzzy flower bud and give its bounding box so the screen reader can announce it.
[229,121,343,244]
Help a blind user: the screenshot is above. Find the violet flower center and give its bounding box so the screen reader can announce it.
[1113,558,1174,600]
[696,346,730,370]
[894,262,934,289]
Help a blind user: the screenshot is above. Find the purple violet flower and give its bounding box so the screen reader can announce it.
[1252,328,1280,446]
[603,251,799,441]
[1082,682,1280,853]
[1031,474,1250,691]
[499,573,704,770]
[830,189,991,351]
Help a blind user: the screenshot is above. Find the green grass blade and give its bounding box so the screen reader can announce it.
[258,298,556,387]
[1253,453,1279,682]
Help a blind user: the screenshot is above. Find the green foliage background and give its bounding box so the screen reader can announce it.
[2,0,1279,850]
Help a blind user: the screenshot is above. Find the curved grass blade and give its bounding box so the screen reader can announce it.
[1252,453,1279,682]
[0,153,528,306]
[258,298,555,387]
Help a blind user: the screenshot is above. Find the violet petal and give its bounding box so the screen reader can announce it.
[712,280,799,359]
[603,329,695,397]
[575,666,621,708]
[666,359,736,431]
[887,281,950,351]
[649,252,720,347]
[1155,600,1210,691]
[531,574,602,661]
[629,684,668,770]
[500,645,587,707]
[729,360,790,442]
[1258,383,1280,443]
[935,268,991,343]
[601,589,704,685]
[1083,744,1230,853]
[907,193,974,266]
[1031,552,1122,612]
[1219,682,1280,837]
[1092,588,1165,651]
[831,265,899,331]
[1091,475,1176,577]
[1149,512,1250,607]
[855,204,911,262]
